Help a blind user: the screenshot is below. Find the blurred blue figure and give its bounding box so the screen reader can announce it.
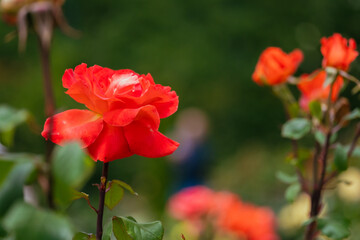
[169,108,212,191]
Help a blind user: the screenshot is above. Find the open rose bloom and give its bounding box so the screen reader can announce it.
[42,64,179,162]
[321,33,358,71]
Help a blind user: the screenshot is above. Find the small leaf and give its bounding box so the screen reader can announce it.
[105,181,124,210]
[285,183,301,202]
[112,180,138,196]
[344,108,360,121]
[333,144,348,172]
[309,101,322,120]
[276,171,298,184]
[72,191,89,201]
[73,232,96,240]
[317,218,350,240]
[113,216,164,240]
[282,118,311,140]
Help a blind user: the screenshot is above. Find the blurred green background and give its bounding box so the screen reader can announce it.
[2,0,360,239]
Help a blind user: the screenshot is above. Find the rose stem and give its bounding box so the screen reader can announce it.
[305,81,335,240]
[96,162,109,240]
[36,12,56,209]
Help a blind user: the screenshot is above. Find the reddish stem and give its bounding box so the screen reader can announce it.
[96,162,109,240]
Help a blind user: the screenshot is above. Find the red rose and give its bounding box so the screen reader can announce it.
[168,186,214,220]
[321,33,358,71]
[252,47,303,86]
[42,63,179,162]
[298,70,343,111]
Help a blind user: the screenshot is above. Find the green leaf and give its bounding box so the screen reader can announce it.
[0,105,29,132]
[285,183,301,202]
[333,144,348,172]
[0,105,29,146]
[3,202,73,240]
[276,171,298,184]
[112,180,138,196]
[73,232,96,240]
[314,131,337,146]
[105,181,124,210]
[52,142,95,210]
[309,101,322,120]
[0,161,34,216]
[112,217,133,240]
[317,218,350,240]
[113,216,164,240]
[0,160,15,187]
[344,108,360,121]
[282,118,311,140]
[1,128,15,147]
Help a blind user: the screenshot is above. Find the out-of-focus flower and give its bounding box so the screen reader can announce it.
[214,192,278,240]
[42,63,179,162]
[297,70,343,111]
[168,187,278,240]
[168,186,215,221]
[337,167,360,203]
[278,193,310,235]
[252,47,303,86]
[321,33,358,71]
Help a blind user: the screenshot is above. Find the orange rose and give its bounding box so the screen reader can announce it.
[321,33,358,71]
[214,192,278,240]
[252,47,303,86]
[298,70,343,111]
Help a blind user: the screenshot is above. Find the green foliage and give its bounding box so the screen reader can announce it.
[333,144,348,172]
[52,142,95,210]
[105,180,138,210]
[0,160,15,187]
[73,232,96,240]
[0,105,29,146]
[285,182,301,202]
[317,218,350,240]
[314,131,337,146]
[3,202,73,240]
[276,171,298,184]
[0,154,36,216]
[105,182,124,210]
[282,118,311,140]
[309,101,322,120]
[112,216,164,240]
[344,108,360,121]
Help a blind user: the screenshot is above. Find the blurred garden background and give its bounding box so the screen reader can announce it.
[2,0,360,239]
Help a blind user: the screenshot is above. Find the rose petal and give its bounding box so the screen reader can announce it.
[42,109,103,147]
[87,123,132,162]
[124,120,179,158]
[103,105,160,128]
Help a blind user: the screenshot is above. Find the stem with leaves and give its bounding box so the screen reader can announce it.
[305,77,336,240]
[96,162,109,240]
